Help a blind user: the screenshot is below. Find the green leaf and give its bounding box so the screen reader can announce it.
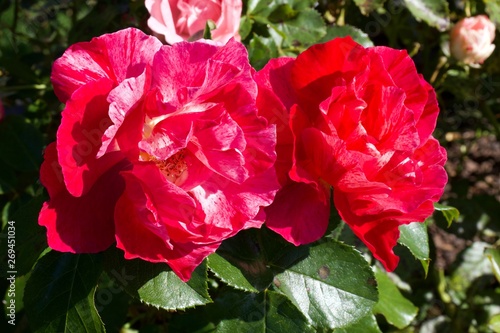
[214,290,315,333]
[272,241,378,329]
[0,115,43,172]
[246,0,275,15]
[434,203,460,227]
[248,34,279,71]
[24,252,105,333]
[398,222,429,259]
[268,4,298,23]
[94,272,133,332]
[449,242,493,298]
[272,8,326,48]
[333,314,382,333]
[214,228,285,291]
[0,196,48,277]
[402,0,450,31]
[239,16,254,40]
[4,272,30,315]
[208,253,259,293]
[202,20,216,40]
[398,221,430,275]
[353,0,388,15]
[485,0,500,31]
[319,24,374,47]
[485,247,500,284]
[103,248,211,310]
[373,267,418,329]
[489,313,500,333]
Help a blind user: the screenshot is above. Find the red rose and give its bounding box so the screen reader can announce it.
[40,28,279,281]
[256,37,447,271]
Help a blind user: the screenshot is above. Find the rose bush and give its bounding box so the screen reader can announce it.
[450,15,496,65]
[256,37,448,271]
[145,0,242,44]
[39,28,279,281]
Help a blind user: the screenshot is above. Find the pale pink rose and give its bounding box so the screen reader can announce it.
[450,15,496,65]
[145,0,242,44]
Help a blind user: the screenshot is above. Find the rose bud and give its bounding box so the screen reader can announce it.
[145,0,242,44]
[450,15,496,65]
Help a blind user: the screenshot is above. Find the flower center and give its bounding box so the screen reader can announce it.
[156,149,189,186]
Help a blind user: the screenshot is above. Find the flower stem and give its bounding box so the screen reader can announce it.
[0,84,47,91]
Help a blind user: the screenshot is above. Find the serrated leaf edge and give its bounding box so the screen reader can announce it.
[207,255,259,293]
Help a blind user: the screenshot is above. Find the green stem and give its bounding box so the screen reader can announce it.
[464,0,471,17]
[0,84,47,91]
[337,2,345,26]
[429,56,449,87]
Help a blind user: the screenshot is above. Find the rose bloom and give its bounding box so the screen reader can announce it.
[39,28,279,281]
[450,15,496,65]
[145,0,242,44]
[256,37,448,271]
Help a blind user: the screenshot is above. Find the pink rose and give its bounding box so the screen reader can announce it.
[145,0,242,44]
[256,37,447,271]
[450,15,496,65]
[39,28,279,281]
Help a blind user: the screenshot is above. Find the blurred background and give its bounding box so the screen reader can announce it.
[0,0,499,332]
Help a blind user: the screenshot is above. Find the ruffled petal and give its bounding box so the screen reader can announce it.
[265,181,330,245]
[190,167,279,243]
[114,162,218,282]
[39,143,127,253]
[114,163,197,262]
[51,28,162,102]
[56,78,124,197]
[368,46,428,116]
[99,67,152,157]
[415,78,440,144]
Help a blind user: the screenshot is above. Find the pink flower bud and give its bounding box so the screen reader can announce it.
[450,15,496,65]
[145,0,242,45]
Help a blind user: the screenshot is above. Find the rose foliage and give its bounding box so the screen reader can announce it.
[39,29,447,282]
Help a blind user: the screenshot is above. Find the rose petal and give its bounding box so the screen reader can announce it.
[99,67,152,157]
[114,162,218,282]
[52,28,162,102]
[190,167,279,242]
[39,143,127,253]
[369,46,428,116]
[164,241,221,282]
[265,181,330,245]
[56,78,124,197]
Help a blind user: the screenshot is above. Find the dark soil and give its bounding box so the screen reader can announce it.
[444,131,500,202]
[432,131,500,270]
